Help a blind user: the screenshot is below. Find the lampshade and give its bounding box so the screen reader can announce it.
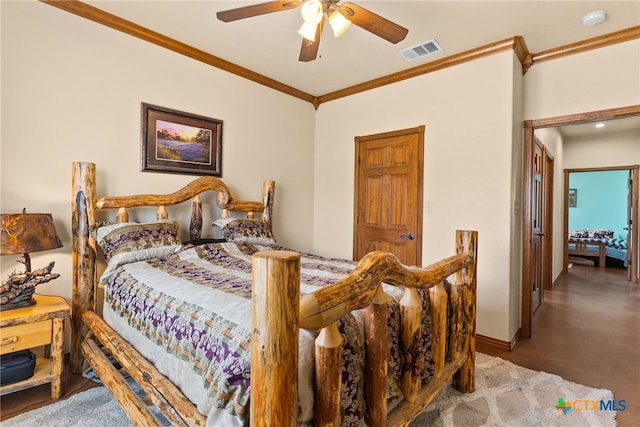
[328,10,351,38]
[298,21,320,42]
[300,0,323,24]
[298,0,323,42]
[1,213,63,256]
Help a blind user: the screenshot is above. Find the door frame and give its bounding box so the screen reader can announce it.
[522,104,640,338]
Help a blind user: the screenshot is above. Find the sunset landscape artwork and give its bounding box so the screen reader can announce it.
[141,103,222,176]
[155,120,212,165]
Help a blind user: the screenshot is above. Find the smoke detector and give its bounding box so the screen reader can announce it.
[582,10,606,27]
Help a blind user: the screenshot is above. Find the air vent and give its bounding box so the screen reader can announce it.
[399,39,443,61]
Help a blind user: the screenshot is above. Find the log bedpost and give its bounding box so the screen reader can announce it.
[189,195,202,241]
[116,207,129,223]
[71,161,97,374]
[364,286,388,426]
[156,206,168,220]
[314,322,342,426]
[452,230,478,393]
[251,250,300,427]
[262,180,275,230]
[399,287,422,402]
[429,281,448,377]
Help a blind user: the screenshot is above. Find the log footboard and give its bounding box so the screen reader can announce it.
[252,230,478,426]
[71,161,478,427]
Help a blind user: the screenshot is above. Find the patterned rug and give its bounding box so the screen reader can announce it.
[411,353,617,426]
[3,353,616,426]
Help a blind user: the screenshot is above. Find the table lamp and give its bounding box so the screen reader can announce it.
[0,210,63,310]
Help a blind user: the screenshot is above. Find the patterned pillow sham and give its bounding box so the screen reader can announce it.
[569,229,589,238]
[213,218,276,245]
[588,229,615,239]
[96,221,183,277]
[569,229,615,239]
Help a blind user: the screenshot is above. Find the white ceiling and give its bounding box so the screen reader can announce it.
[557,116,640,138]
[83,1,640,96]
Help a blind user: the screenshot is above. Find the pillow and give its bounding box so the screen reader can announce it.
[569,229,588,238]
[213,218,276,245]
[589,229,614,239]
[96,221,182,277]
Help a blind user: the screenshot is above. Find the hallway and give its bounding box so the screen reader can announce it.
[482,264,640,426]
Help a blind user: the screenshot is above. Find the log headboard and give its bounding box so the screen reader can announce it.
[70,161,275,373]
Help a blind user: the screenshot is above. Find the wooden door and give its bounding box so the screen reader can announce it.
[353,126,424,266]
[530,140,545,314]
[627,167,639,283]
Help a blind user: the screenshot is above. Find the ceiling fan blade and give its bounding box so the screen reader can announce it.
[299,18,324,62]
[340,2,408,44]
[217,1,301,22]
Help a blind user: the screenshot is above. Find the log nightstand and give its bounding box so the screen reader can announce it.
[0,294,71,398]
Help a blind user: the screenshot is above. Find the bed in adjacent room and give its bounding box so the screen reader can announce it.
[568,229,628,268]
[71,161,478,426]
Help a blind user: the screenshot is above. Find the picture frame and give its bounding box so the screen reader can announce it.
[568,188,577,207]
[141,103,222,176]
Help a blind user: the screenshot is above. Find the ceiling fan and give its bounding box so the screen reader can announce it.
[216,0,409,62]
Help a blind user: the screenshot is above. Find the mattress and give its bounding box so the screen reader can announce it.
[100,241,437,426]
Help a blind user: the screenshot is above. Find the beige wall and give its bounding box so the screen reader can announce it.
[1,2,317,304]
[314,52,520,341]
[508,54,525,342]
[524,40,640,120]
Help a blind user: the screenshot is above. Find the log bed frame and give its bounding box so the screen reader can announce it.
[71,161,478,427]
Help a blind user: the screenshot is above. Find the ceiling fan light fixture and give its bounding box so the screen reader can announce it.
[300,0,323,24]
[328,10,351,38]
[298,21,319,41]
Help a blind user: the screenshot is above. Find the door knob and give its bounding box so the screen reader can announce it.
[400,234,415,240]
[535,232,545,237]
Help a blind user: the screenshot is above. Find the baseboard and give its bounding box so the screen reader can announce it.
[476,328,521,353]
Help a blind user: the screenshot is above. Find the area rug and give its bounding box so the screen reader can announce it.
[3,353,616,426]
[409,353,616,426]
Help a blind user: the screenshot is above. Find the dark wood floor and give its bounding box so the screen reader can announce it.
[2,264,638,425]
[480,264,640,427]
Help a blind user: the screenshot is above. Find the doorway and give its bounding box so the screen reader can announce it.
[564,167,638,279]
[353,126,424,266]
[522,104,640,338]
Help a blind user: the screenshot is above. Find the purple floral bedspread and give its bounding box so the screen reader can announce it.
[101,241,435,426]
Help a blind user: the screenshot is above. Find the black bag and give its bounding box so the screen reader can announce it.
[0,350,36,385]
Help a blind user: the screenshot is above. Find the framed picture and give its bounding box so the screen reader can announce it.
[568,188,577,207]
[141,103,222,176]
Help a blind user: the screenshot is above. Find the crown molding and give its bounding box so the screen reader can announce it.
[40,1,640,109]
[524,104,640,129]
[531,26,640,66]
[315,37,522,106]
